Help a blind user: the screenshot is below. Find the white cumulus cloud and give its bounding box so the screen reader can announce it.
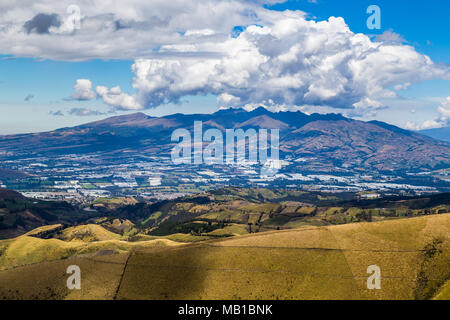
[12,2,448,114]
[126,13,450,113]
[95,85,141,110]
[69,79,95,101]
[0,0,285,61]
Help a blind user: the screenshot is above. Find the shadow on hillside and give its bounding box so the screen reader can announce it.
[116,245,210,299]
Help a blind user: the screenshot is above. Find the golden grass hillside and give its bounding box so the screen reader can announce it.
[0,224,181,271]
[55,224,122,242]
[0,214,448,300]
[117,213,450,300]
[433,280,450,300]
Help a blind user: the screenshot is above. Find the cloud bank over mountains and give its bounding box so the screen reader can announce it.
[126,15,449,116]
[2,0,450,124]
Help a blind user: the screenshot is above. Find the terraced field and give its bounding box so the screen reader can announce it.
[0,213,448,300]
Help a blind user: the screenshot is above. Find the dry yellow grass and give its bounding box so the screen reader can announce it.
[56,224,122,242]
[0,214,448,300]
[0,253,128,299]
[433,280,450,300]
[116,214,450,300]
[0,225,182,271]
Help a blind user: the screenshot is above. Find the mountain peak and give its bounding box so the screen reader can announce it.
[249,106,272,115]
[81,112,152,127]
[111,112,150,121]
[235,114,290,129]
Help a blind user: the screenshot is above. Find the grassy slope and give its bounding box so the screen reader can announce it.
[433,280,450,300]
[0,214,448,300]
[0,224,181,271]
[56,224,122,242]
[117,213,449,300]
[0,254,128,300]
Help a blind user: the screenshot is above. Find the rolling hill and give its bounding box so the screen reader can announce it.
[2,187,449,241]
[0,213,448,300]
[0,187,448,300]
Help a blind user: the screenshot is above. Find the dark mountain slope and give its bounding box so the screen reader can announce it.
[419,126,450,143]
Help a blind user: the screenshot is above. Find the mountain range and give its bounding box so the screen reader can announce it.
[419,126,450,143]
[0,107,449,172]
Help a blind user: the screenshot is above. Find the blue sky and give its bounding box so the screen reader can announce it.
[0,0,449,134]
